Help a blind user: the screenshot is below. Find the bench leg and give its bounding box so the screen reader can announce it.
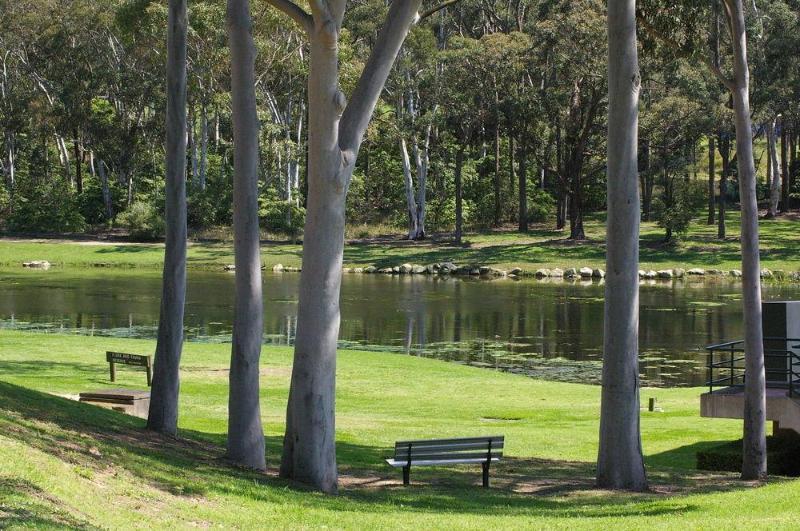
[482,462,490,488]
[403,466,410,486]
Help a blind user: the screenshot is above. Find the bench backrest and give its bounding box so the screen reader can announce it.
[393,436,504,463]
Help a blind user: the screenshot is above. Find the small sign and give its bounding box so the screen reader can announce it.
[106,351,152,386]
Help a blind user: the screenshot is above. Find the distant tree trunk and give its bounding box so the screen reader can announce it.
[200,103,209,191]
[508,124,516,223]
[401,137,419,239]
[189,103,198,185]
[97,157,113,219]
[766,118,780,218]
[147,0,188,437]
[455,144,465,243]
[56,135,72,186]
[708,135,716,224]
[723,0,766,481]
[4,132,15,189]
[640,137,653,221]
[790,128,797,209]
[718,134,729,239]
[226,0,266,471]
[73,131,83,194]
[597,0,647,492]
[780,120,789,212]
[494,99,501,226]
[518,132,528,232]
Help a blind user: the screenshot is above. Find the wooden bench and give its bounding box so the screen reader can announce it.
[385,435,504,487]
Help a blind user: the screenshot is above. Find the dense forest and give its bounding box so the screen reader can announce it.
[0,0,798,241]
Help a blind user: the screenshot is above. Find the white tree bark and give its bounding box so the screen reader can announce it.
[766,117,781,218]
[723,0,767,480]
[401,137,419,238]
[597,0,648,491]
[147,0,188,436]
[275,0,423,493]
[226,0,266,471]
[56,135,72,186]
[96,157,113,219]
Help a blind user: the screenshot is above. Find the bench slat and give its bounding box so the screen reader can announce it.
[394,441,504,455]
[386,457,501,468]
[395,451,503,462]
[395,435,503,447]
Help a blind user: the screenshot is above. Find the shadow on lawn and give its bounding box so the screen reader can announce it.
[0,381,768,521]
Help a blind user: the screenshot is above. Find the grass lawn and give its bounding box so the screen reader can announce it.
[2,210,800,274]
[1,330,799,528]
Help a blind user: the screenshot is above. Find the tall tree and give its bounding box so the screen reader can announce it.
[147,0,188,436]
[722,0,766,480]
[597,0,647,491]
[226,0,266,471]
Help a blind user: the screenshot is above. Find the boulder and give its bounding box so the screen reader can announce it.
[223,264,236,271]
[509,267,523,275]
[23,260,51,269]
[707,269,724,276]
[644,270,657,279]
[392,266,400,274]
[729,269,742,278]
[657,269,673,279]
[440,262,457,274]
[592,268,605,279]
[479,266,492,276]
[687,268,706,276]
[550,268,564,278]
[364,266,377,274]
[272,264,284,272]
[425,264,437,274]
[761,269,774,279]
[399,263,413,274]
[638,270,645,278]
[563,268,578,278]
[353,268,364,274]
[535,269,551,278]
[411,265,426,274]
[342,267,353,274]
[579,267,593,278]
[791,272,800,281]
[673,268,686,278]
[379,267,393,274]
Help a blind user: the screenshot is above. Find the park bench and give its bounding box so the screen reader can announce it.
[385,435,504,487]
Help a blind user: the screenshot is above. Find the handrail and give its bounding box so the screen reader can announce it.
[706,337,800,398]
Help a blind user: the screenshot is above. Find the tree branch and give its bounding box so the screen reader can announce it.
[338,0,424,155]
[265,0,313,34]
[636,13,735,92]
[418,0,462,22]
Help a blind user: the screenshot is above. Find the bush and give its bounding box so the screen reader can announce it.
[697,431,800,476]
[526,188,556,223]
[258,195,305,237]
[654,178,701,240]
[7,179,86,233]
[118,201,165,240]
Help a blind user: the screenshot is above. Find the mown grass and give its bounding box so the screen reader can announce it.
[2,209,799,274]
[1,330,799,528]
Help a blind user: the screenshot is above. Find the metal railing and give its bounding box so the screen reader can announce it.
[705,338,800,397]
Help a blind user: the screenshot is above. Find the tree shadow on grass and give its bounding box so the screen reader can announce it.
[0,476,101,530]
[0,381,771,522]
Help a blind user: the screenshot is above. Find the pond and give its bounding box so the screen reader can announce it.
[2,268,799,387]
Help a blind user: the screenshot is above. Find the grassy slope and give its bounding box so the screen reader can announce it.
[1,210,799,273]
[0,331,798,529]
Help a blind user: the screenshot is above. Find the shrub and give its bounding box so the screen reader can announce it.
[258,195,305,237]
[7,179,86,233]
[697,431,800,476]
[526,187,556,223]
[118,201,165,240]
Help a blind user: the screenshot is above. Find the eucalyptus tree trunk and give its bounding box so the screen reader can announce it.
[189,104,198,185]
[274,0,423,493]
[707,135,716,225]
[597,0,647,491]
[200,104,209,191]
[401,137,419,239]
[147,0,188,437]
[518,132,528,232]
[718,134,729,239]
[723,0,766,481]
[780,123,789,212]
[766,118,780,218]
[455,144,465,244]
[96,158,113,220]
[226,0,266,471]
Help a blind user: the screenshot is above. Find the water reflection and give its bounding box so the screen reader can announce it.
[2,268,799,387]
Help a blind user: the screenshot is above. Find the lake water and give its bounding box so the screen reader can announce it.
[2,268,799,387]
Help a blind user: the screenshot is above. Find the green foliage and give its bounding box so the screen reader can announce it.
[7,179,86,233]
[117,201,164,240]
[526,187,556,223]
[697,431,800,476]
[258,193,305,237]
[654,179,705,240]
